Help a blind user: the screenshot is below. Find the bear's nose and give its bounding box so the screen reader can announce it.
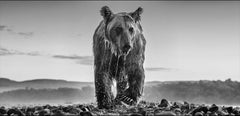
[123,44,131,53]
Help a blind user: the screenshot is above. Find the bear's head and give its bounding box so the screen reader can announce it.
[100,6,143,55]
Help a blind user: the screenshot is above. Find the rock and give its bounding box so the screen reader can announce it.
[226,106,233,114]
[80,111,93,116]
[53,110,66,116]
[174,108,181,113]
[158,99,170,108]
[127,107,138,113]
[139,100,147,105]
[216,110,228,115]
[0,101,239,116]
[189,106,208,116]
[172,102,181,109]
[145,111,154,116]
[0,108,7,115]
[208,112,218,116]
[233,108,240,115]
[38,110,46,116]
[149,103,156,107]
[137,107,146,116]
[174,108,182,116]
[190,103,196,109]
[129,113,143,116]
[155,111,176,116]
[198,106,208,114]
[69,107,82,114]
[7,108,25,116]
[195,111,204,116]
[44,108,51,114]
[209,104,218,113]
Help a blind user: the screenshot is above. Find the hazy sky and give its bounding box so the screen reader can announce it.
[0,1,239,82]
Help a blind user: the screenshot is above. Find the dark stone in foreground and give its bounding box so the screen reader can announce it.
[0,99,240,116]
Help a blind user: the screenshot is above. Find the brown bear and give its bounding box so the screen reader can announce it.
[93,6,146,109]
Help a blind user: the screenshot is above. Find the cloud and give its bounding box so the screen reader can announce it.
[0,47,14,55]
[1,50,176,70]
[0,25,12,32]
[0,24,34,38]
[0,47,40,56]
[53,55,91,60]
[52,55,177,70]
[53,55,93,65]
[145,67,175,71]
[17,32,34,38]
[0,25,7,31]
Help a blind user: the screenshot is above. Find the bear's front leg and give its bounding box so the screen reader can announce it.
[124,64,145,105]
[95,72,114,109]
[113,77,128,105]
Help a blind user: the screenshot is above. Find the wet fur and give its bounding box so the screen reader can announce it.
[93,6,146,109]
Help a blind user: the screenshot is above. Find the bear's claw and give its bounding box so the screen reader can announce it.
[115,94,136,106]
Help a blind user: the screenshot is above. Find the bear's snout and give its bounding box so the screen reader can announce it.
[122,44,132,54]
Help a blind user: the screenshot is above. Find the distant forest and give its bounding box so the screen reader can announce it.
[0,79,239,105]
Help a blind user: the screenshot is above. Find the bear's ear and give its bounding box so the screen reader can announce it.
[100,6,113,21]
[130,7,143,22]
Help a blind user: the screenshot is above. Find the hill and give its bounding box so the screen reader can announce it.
[0,78,173,93]
[0,78,18,86]
[0,77,93,92]
[0,77,197,93]
[0,78,239,106]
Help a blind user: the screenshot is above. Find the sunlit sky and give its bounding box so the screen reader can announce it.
[0,1,239,82]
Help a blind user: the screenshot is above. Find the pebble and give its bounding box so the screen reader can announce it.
[0,99,239,116]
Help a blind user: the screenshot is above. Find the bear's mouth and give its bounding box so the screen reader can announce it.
[113,47,131,56]
[121,45,132,55]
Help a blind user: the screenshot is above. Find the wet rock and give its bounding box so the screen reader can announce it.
[158,99,170,108]
[39,109,49,116]
[153,109,162,114]
[149,103,156,107]
[7,108,25,116]
[147,102,156,108]
[174,108,181,114]
[0,108,6,115]
[216,110,228,115]
[129,113,143,116]
[195,111,204,116]
[225,106,233,114]
[165,107,171,111]
[69,107,82,114]
[197,106,208,114]
[80,111,93,116]
[172,102,181,109]
[155,111,176,116]
[146,112,154,116]
[233,107,240,115]
[139,100,146,105]
[137,107,146,116]
[182,101,190,111]
[53,110,66,116]
[189,106,208,116]
[62,106,69,113]
[127,107,138,113]
[26,107,35,115]
[0,101,239,116]
[209,104,218,113]
[190,103,196,109]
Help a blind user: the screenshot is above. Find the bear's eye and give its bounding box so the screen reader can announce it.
[115,27,123,35]
[129,27,134,34]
